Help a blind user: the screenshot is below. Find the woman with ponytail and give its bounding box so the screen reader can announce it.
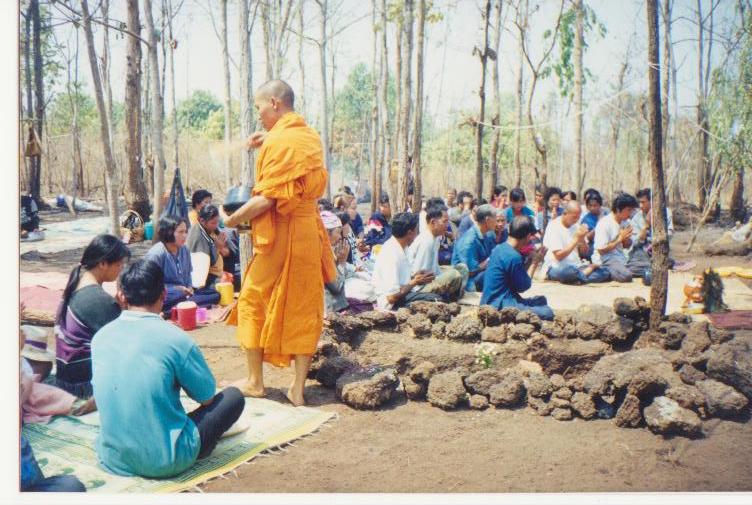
[54,235,131,399]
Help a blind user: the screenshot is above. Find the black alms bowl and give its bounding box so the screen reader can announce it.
[223,185,252,214]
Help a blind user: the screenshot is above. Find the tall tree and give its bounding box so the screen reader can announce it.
[297,0,307,117]
[124,0,151,220]
[315,0,332,198]
[572,0,584,195]
[220,0,232,188]
[411,0,426,207]
[261,0,296,80]
[397,0,414,212]
[378,0,390,208]
[65,28,84,203]
[239,0,255,185]
[167,0,179,168]
[370,0,381,214]
[144,0,167,227]
[609,53,629,197]
[489,0,503,192]
[513,0,527,187]
[30,0,44,206]
[473,0,492,200]
[80,0,119,234]
[646,0,670,330]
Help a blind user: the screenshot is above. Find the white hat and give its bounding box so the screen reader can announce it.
[20,325,54,363]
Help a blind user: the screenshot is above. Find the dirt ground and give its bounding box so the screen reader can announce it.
[20,210,752,492]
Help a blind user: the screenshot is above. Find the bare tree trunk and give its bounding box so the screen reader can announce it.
[220,0,233,188]
[23,3,33,193]
[167,0,179,168]
[239,0,256,281]
[101,0,118,209]
[261,0,273,81]
[696,0,710,209]
[393,14,403,194]
[68,28,84,204]
[143,42,153,196]
[397,0,414,212]
[661,0,672,195]
[80,0,119,235]
[370,0,381,215]
[297,0,307,118]
[411,0,426,207]
[239,0,255,185]
[316,0,332,198]
[514,0,527,188]
[378,0,390,207]
[124,0,151,221]
[647,0,670,329]
[31,0,44,206]
[489,0,503,193]
[573,0,584,195]
[475,0,491,200]
[610,56,628,197]
[144,0,167,227]
[729,166,746,222]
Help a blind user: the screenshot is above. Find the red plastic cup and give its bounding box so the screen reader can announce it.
[170,307,178,321]
[176,301,197,331]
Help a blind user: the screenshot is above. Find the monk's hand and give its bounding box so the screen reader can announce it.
[247,131,266,150]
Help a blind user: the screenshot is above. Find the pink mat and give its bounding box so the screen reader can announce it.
[21,286,62,315]
[706,311,752,330]
[20,271,117,295]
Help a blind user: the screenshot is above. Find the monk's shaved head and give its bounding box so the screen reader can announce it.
[255,79,295,109]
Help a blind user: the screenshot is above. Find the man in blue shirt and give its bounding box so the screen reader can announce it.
[92,259,245,478]
[452,204,497,291]
[481,216,554,320]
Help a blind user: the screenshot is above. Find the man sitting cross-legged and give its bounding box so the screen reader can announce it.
[480,216,554,320]
[593,193,638,283]
[542,201,611,284]
[92,259,245,478]
[408,203,469,301]
[372,212,440,310]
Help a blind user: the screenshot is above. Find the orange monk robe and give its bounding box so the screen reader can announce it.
[228,112,336,367]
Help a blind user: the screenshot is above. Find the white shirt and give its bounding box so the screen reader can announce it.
[418,210,428,234]
[630,207,674,246]
[593,213,629,265]
[542,217,581,273]
[407,229,441,276]
[372,236,413,310]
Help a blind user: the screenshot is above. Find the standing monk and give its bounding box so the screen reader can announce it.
[223,80,336,406]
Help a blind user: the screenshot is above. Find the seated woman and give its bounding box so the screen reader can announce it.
[54,234,131,399]
[186,205,230,289]
[188,189,212,226]
[145,215,220,313]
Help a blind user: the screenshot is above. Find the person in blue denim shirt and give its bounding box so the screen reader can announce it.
[451,205,497,292]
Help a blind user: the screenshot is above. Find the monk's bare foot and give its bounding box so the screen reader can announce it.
[286,387,305,407]
[237,380,266,398]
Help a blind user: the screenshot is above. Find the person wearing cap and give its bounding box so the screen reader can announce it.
[481,216,554,320]
[451,204,498,292]
[321,210,351,314]
[20,326,54,381]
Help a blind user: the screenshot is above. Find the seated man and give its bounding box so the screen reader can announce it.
[372,212,438,310]
[408,203,469,301]
[480,216,554,320]
[456,198,479,238]
[593,193,638,283]
[627,187,675,277]
[187,205,230,289]
[92,260,244,478]
[448,190,473,227]
[452,204,497,292]
[543,201,610,284]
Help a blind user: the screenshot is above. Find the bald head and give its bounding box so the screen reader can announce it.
[255,79,295,109]
[562,200,582,226]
